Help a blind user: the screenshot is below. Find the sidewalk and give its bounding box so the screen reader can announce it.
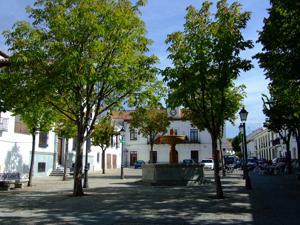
[0,168,299,225]
[249,172,300,225]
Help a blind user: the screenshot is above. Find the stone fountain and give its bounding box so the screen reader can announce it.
[142,129,204,185]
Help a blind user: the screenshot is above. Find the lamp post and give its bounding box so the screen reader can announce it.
[83,137,91,188]
[120,126,125,179]
[239,123,245,180]
[239,107,252,189]
[83,114,92,188]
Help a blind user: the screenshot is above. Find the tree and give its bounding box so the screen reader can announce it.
[21,107,53,186]
[91,117,115,174]
[256,0,300,161]
[3,0,158,196]
[54,115,77,181]
[0,59,53,186]
[256,0,300,82]
[130,108,170,163]
[163,0,252,198]
[231,134,242,154]
[262,94,294,173]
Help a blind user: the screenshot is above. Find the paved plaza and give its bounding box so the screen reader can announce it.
[0,168,299,225]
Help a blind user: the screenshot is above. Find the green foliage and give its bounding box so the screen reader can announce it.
[91,117,115,151]
[54,114,77,139]
[130,108,170,146]
[1,0,158,196]
[163,0,252,198]
[256,0,300,82]
[231,134,242,153]
[257,0,300,161]
[163,0,251,138]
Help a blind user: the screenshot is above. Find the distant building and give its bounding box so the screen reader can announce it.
[246,127,298,160]
[112,108,227,165]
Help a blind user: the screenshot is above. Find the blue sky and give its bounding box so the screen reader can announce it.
[0,0,270,138]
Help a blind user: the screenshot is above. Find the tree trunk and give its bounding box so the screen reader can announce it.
[28,130,36,187]
[63,138,69,181]
[149,143,154,163]
[296,131,300,161]
[285,133,292,174]
[219,138,226,177]
[73,129,85,196]
[211,133,224,199]
[102,148,106,174]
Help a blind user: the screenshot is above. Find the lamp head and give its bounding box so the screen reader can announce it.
[120,127,125,136]
[239,107,248,122]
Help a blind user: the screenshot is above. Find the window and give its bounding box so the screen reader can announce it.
[14,115,30,134]
[189,129,199,143]
[39,132,48,148]
[116,135,120,148]
[72,137,77,151]
[130,128,137,140]
[38,162,46,172]
[111,135,114,147]
[97,152,100,163]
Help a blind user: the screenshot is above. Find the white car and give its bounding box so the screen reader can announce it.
[201,159,214,170]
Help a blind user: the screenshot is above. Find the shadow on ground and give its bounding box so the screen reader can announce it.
[248,172,300,225]
[0,173,252,225]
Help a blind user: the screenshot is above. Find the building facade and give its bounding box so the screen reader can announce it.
[0,111,122,176]
[247,127,298,160]
[112,108,227,166]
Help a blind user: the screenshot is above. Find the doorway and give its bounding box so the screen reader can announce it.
[57,138,64,165]
[107,154,112,169]
[130,151,137,166]
[191,150,199,163]
[150,151,157,163]
[112,154,117,169]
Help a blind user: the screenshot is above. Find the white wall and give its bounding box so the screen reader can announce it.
[0,112,56,175]
[0,111,122,176]
[123,119,221,165]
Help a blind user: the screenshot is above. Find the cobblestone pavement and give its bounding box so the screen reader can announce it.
[0,168,299,225]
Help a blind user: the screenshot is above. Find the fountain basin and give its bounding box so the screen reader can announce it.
[142,164,204,186]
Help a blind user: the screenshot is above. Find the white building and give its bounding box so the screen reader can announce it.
[0,111,122,176]
[246,127,298,160]
[112,108,227,165]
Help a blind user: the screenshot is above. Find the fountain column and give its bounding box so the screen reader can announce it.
[169,143,178,164]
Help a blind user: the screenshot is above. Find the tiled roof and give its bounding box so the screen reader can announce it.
[111,111,133,121]
[0,50,9,67]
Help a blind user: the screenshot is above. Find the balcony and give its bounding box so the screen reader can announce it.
[0,117,9,132]
[272,138,280,146]
[188,139,201,144]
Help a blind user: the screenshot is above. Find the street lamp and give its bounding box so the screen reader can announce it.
[239,107,252,189]
[120,126,125,179]
[83,137,91,188]
[239,123,245,180]
[83,114,92,188]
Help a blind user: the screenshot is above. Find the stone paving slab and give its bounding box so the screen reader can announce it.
[0,168,299,225]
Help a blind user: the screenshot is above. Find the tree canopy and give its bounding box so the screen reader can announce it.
[256,0,300,161]
[130,107,170,163]
[1,0,158,196]
[163,0,252,198]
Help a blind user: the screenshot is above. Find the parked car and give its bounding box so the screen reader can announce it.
[247,158,258,170]
[134,160,145,169]
[224,156,240,169]
[201,159,214,170]
[272,157,286,165]
[182,159,198,166]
